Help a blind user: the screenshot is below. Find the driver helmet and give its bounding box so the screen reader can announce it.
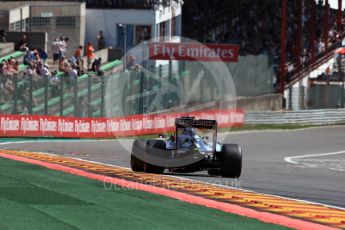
[182,127,195,137]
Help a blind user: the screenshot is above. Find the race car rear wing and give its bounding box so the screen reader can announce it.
[175,117,218,153]
[175,117,217,129]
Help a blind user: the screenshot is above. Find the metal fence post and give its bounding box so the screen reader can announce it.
[168,60,172,83]
[73,77,78,117]
[0,77,2,113]
[100,75,105,117]
[44,76,48,115]
[59,75,64,116]
[341,73,345,108]
[28,74,33,115]
[139,70,144,114]
[12,74,18,114]
[159,64,162,90]
[88,74,92,117]
[288,86,292,110]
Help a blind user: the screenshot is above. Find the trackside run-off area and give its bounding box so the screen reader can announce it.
[0,156,289,230]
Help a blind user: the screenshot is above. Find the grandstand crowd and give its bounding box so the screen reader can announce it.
[0,33,104,113]
[1,0,345,113]
[183,0,345,86]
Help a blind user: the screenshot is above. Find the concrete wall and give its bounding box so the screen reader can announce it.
[0,42,15,57]
[30,2,86,58]
[0,1,85,58]
[237,94,283,111]
[8,5,30,24]
[0,11,10,30]
[85,9,155,49]
[85,3,182,48]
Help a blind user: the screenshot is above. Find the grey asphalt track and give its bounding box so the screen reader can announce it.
[1,125,345,208]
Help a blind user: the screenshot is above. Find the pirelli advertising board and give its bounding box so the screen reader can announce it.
[0,109,244,138]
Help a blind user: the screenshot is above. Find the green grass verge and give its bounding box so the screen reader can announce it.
[0,157,290,230]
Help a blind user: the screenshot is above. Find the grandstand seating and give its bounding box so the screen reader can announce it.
[0,51,25,63]
[0,41,122,117]
[26,59,122,117]
[0,43,15,58]
[0,42,189,117]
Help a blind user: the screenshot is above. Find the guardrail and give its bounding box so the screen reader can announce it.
[245,109,345,125]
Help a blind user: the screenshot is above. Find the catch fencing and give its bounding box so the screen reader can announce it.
[245,109,345,125]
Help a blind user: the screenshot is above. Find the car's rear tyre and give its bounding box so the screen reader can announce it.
[144,140,165,174]
[131,154,145,172]
[131,139,146,172]
[130,139,165,174]
[220,144,242,178]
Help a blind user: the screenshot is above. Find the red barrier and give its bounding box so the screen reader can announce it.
[0,109,244,138]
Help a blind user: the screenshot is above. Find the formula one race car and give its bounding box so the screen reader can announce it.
[130,117,242,178]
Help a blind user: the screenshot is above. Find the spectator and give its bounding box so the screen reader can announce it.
[3,59,18,77]
[37,48,47,62]
[34,48,41,62]
[78,97,90,117]
[68,66,78,88]
[51,38,60,65]
[91,57,103,76]
[317,39,325,54]
[182,0,344,89]
[86,42,95,70]
[97,30,106,50]
[23,48,36,67]
[58,36,67,59]
[12,59,19,72]
[17,34,29,51]
[59,57,70,75]
[0,28,7,43]
[64,36,69,56]
[38,63,51,77]
[72,45,84,69]
[3,77,14,102]
[126,55,136,70]
[24,64,36,80]
[19,81,37,113]
[0,61,4,76]
[49,70,60,97]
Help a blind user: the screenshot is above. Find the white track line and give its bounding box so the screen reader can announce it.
[285,150,345,164]
[1,139,345,211]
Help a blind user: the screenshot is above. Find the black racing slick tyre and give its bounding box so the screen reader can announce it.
[220,144,242,178]
[130,139,165,174]
[144,140,165,174]
[131,154,145,172]
[131,139,146,172]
